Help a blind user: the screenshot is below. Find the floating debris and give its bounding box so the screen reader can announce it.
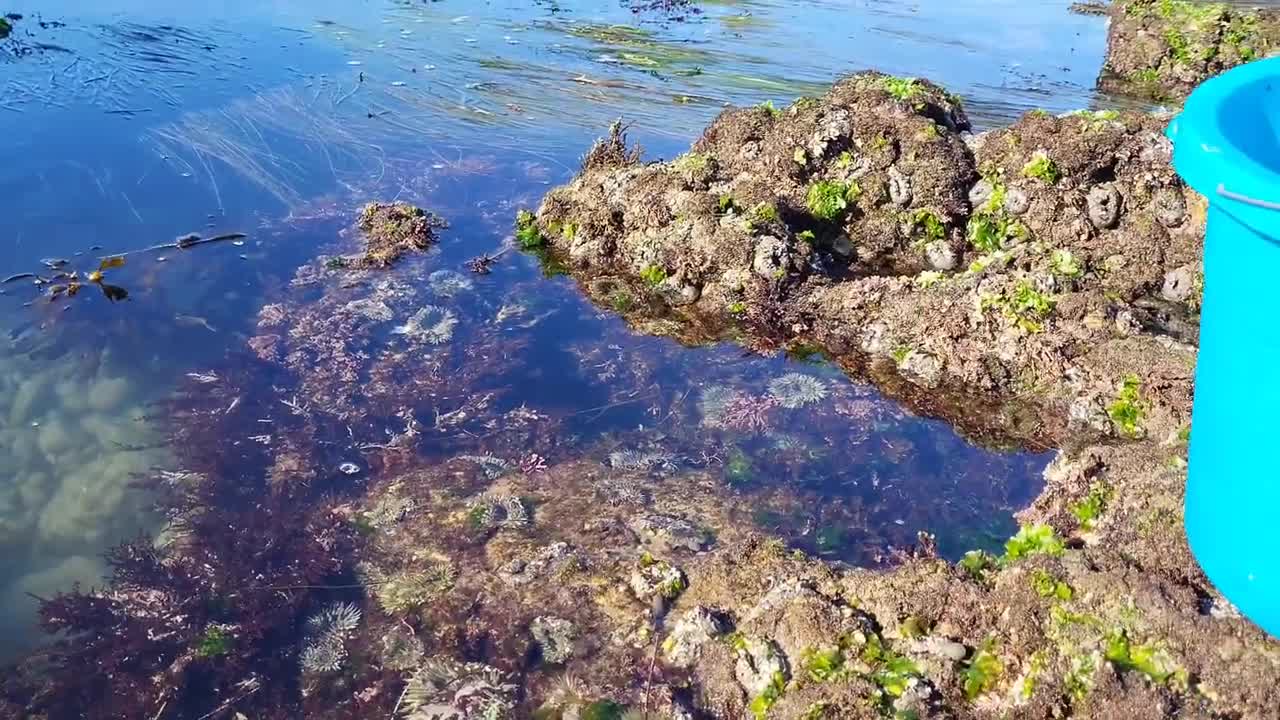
[338,462,361,475]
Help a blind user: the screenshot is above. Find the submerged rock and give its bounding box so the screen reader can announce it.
[628,513,710,554]
[356,201,446,268]
[532,73,1202,445]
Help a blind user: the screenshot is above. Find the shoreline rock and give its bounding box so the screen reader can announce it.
[1099,0,1280,102]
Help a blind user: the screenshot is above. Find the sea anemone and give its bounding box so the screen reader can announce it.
[428,270,474,297]
[467,493,531,531]
[300,636,347,674]
[392,305,458,345]
[299,602,361,674]
[767,372,829,409]
[361,560,456,615]
[400,657,517,719]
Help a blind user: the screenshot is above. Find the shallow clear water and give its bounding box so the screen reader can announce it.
[0,0,1112,659]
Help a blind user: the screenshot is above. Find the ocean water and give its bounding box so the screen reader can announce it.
[0,0,1110,663]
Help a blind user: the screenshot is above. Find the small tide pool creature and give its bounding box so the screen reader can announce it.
[392,305,457,345]
[767,372,829,409]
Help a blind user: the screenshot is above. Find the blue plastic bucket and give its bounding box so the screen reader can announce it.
[1168,58,1280,637]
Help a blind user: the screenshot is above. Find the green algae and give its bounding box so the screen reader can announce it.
[1003,523,1065,562]
[1070,482,1112,530]
[1030,568,1074,601]
[1021,151,1060,185]
[516,210,545,250]
[910,209,945,243]
[749,671,787,719]
[806,180,861,221]
[962,638,1004,700]
[1104,628,1187,687]
[639,264,668,287]
[879,76,923,103]
[195,626,233,659]
[1107,374,1146,439]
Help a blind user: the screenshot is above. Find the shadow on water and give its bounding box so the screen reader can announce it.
[0,0,1109,706]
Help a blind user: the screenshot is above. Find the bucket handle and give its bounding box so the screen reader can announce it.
[1218,183,1280,211]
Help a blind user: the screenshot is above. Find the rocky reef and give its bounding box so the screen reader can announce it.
[5,69,1280,720]
[1100,0,1280,101]
[501,72,1280,717]
[535,72,1200,447]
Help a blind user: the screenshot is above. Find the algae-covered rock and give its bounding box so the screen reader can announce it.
[356,201,447,267]
[1100,0,1280,101]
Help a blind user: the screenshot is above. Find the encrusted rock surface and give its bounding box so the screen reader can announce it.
[1099,0,1280,101]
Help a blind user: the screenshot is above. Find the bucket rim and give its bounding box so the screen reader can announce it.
[1172,57,1280,216]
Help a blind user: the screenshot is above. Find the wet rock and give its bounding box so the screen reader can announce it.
[663,606,729,666]
[1116,308,1143,336]
[499,542,577,585]
[1153,186,1187,228]
[1069,395,1114,437]
[1087,185,1122,229]
[733,637,789,698]
[1160,265,1199,303]
[752,236,791,280]
[893,682,942,720]
[900,351,943,389]
[831,234,855,258]
[530,615,577,665]
[807,108,853,161]
[629,558,688,601]
[861,321,890,356]
[968,179,993,207]
[628,514,710,554]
